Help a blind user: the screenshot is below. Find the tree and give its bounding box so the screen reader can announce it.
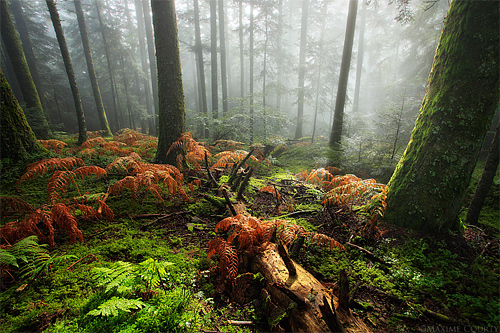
[1,0,52,139]
[466,119,500,225]
[95,0,120,132]
[9,0,49,113]
[238,0,244,102]
[45,0,87,145]
[133,0,153,134]
[74,0,112,137]
[142,0,158,135]
[294,0,309,140]
[329,0,358,147]
[218,0,228,116]
[249,0,254,143]
[0,69,46,162]
[194,0,208,138]
[210,0,218,120]
[151,0,186,165]
[352,0,366,115]
[384,0,499,232]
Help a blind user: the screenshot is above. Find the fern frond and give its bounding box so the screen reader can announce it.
[211,150,257,170]
[214,140,244,151]
[87,297,145,317]
[306,233,345,251]
[166,132,211,170]
[92,261,136,293]
[38,139,67,153]
[80,137,108,149]
[51,204,83,244]
[0,196,34,218]
[138,258,174,290]
[17,157,85,187]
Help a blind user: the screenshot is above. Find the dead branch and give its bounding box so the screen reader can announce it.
[346,242,389,267]
[67,254,99,270]
[228,148,255,185]
[237,167,254,200]
[279,210,319,218]
[319,295,347,333]
[205,152,217,187]
[222,189,237,216]
[277,241,296,276]
[140,211,191,230]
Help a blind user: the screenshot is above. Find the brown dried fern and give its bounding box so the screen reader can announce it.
[166,132,211,170]
[17,157,85,187]
[0,196,34,218]
[38,139,68,153]
[211,150,258,170]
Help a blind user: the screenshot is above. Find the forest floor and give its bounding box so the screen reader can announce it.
[0,131,498,333]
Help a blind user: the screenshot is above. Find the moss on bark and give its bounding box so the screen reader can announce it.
[384,0,499,232]
[1,70,46,163]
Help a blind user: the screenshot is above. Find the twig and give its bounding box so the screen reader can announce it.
[319,295,347,333]
[346,242,389,267]
[228,148,255,185]
[140,211,191,230]
[222,189,237,216]
[227,320,253,326]
[237,167,253,200]
[67,254,99,270]
[279,210,319,218]
[205,151,217,187]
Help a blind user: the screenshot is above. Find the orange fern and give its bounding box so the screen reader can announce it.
[79,137,133,156]
[17,157,85,187]
[38,139,68,153]
[47,166,106,204]
[214,140,244,151]
[166,132,211,170]
[296,168,335,187]
[207,215,344,288]
[259,185,281,201]
[211,150,258,170]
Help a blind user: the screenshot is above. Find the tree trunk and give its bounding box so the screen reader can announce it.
[9,0,49,114]
[194,0,208,138]
[294,0,309,140]
[1,0,52,140]
[249,0,254,143]
[95,0,120,132]
[119,53,134,130]
[45,0,87,145]
[311,1,328,144]
[210,0,218,121]
[351,0,366,115]
[329,0,358,147]
[466,119,500,225]
[151,0,186,165]
[218,0,228,117]
[385,0,499,232]
[74,0,112,137]
[262,9,269,138]
[0,69,46,162]
[142,0,158,135]
[238,0,244,103]
[275,0,283,111]
[133,0,153,134]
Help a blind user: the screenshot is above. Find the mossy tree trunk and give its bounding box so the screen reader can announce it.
[384,0,499,232]
[151,0,186,165]
[142,0,159,135]
[46,0,88,145]
[74,0,112,137]
[1,0,52,139]
[0,69,46,162]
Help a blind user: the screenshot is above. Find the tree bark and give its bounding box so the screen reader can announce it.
[329,0,358,147]
[133,0,153,134]
[74,0,112,137]
[151,0,186,165]
[45,0,87,144]
[218,0,228,117]
[385,0,499,232]
[194,0,208,138]
[142,0,159,135]
[1,0,52,140]
[466,119,500,225]
[95,0,120,132]
[9,0,49,114]
[0,69,46,162]
[351,0,366,115]
[210,0,218,121]
[249,0,254,143]
[238,0,244,102]
[294,0,309,140]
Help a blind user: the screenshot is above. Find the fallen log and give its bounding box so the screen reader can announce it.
[248,242,371,332]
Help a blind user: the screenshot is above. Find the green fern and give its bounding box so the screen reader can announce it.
[138,258,174,290]
[92,261,136,294]
[87,296,145,317]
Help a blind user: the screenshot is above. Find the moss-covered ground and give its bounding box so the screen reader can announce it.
[0,134,498,332]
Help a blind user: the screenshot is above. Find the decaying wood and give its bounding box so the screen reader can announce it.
[339,269,350,311]
[237,167,254,200]
[319,295,347,333]
[346,242,389,267]
[221,189,237,216]
[277,241,296,276]
[205,151,218,187]
[228,148,255,185]
[249,243,371,332]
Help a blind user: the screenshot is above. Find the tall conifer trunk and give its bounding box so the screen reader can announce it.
[74,0,112,137]
[218,0,228,116]
[142,0,158,135]
[194,0,208,138]
[45,0,87,144]
[294,0,309,140]
[329,0,358,147]
[384,0,499,232]
[151,0,186,165]
[210,0,218,120]
[1,0,52,139]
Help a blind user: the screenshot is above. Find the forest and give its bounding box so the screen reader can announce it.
[0,0,499,332]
